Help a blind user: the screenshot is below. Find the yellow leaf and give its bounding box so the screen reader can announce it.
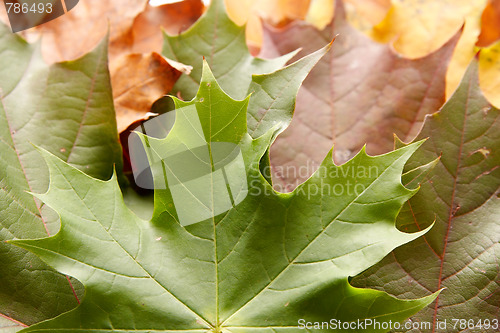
[479,40,500,108]
[306,0,335,29]
[370,0,487,98]
[305,0,390,31]
[225,0,310,52]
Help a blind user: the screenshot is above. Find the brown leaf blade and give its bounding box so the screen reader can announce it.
[129,0,204,54]
[260,0,460,189]
[111,52,188,132]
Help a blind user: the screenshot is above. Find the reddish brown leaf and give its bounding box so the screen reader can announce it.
[118,0,205,55]
[260,0,461,190]
[111,52,190,132]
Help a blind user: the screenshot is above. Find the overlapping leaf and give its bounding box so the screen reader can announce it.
[225,0,311,52]
[259,0,460,189]
[0,25,122,325]
[13,62,437,332]
[22,0,152,62]
[111,52,187,132]
[160,0,336,142]
[370,0,487,98]
[162,0,297,101]
[479,40,500,109]
[21,0,204,133]
[353,60,500,332]
[477,0,500,47]
[302,0,391,32]
[156,0,333,186]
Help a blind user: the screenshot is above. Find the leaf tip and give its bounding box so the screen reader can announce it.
[201,59,216,83]
[321,146,335,166]
[329,35,338,48]
[402,138,426,156]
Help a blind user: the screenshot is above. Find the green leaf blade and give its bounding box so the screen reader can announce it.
[14,63,437,332]
[162,0,297,102]
[0,26,123,325]
[247,41,333,139]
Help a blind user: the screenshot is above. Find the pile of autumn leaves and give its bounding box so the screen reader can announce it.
[1,0,499,331]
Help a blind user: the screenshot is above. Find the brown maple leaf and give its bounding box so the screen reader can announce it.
[260,0,461,190]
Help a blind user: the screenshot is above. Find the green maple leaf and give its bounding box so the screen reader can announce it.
[13,62,437,332]
[0,25,122,325]
[162,0,295,101]
[161,0,328,141]
[159,0,332,191]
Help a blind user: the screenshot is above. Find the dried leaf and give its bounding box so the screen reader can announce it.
[18,0,203,133]
[343,0,391,30]
[371,0,481,58]
[111,52,191,132]
[305,0,335,30]
[369,0,488,98]
[225,0,311,51]
[260,0,461,190]
[128,0,205,54]
[225,0,391,52]
[23,0,147,63]
[477,0,500,47]
[306,0,391,31]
